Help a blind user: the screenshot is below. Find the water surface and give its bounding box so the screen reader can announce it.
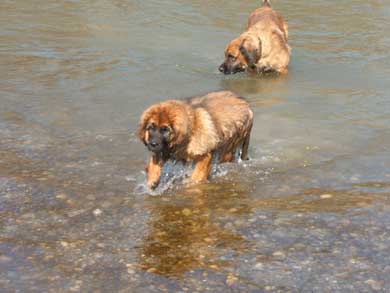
[1,0,389,291]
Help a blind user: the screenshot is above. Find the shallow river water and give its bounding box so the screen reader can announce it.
[1,0,390,291]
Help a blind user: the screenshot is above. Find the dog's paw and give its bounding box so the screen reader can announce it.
[147,180,160,190]
[255,60,274,74]
[256,65,273,74]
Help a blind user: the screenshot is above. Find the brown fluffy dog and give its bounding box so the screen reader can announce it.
[138,91,253,189]
[219,0,290,75]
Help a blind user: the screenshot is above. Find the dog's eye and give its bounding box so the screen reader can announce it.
[160,126,171,135]
[147,123,155,130]
[228,54,236,60]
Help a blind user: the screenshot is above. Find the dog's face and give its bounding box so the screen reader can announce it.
[138,102,189,154]
[219,35,262,74]
[142,121,171,153]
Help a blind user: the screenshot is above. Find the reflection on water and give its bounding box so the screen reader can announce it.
[1,0,390,291]
[140,184,250,277]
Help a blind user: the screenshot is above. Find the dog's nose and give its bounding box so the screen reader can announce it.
[218,64,225,73]
[150,142,159,148]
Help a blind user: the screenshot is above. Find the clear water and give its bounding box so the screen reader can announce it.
[1,0,389,291]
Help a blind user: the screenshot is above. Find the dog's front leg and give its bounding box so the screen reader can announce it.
[146,154,165,189]
[190,153,213,183]
[255,59,273,74]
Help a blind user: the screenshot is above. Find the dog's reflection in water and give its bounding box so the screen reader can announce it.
[138,182,253,278]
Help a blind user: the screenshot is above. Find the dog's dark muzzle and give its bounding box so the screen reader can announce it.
[147,140,163,153]
[219,63,227,73]
[219,63,244,75]
[219,63,234,75]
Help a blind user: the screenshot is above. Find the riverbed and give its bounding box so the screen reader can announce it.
[1,0,389,291]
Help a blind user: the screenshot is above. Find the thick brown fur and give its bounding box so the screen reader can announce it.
[219,0,290,75]
[138,91,253,189]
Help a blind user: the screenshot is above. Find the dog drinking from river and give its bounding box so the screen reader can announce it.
[219,0,290,75]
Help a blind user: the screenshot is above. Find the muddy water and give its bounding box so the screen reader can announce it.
[1,0,390,291]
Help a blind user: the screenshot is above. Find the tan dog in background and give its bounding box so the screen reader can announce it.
[138,91,253,190]
[219,0,290,75]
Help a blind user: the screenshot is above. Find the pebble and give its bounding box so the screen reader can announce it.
[86,194,96,201]
[68,209,85,217]
[254,262,263,269]
[69,280,82,292]
[0,255,12,263]
[272,251,286,259]
[56,193,67,200]
[147,267,157,273]
[127,267,136,275]
[204,237,213,243]
[93,209,103,216]
[226,274,238,286]
[320,194,333,199]
[350,176,360,182]
[101,201,112,208]
[365,279,382,291]
[182,208,192,216]
[125,176,136,182]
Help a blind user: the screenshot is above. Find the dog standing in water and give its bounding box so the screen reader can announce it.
[219,0,290,74]
[138,91,253,190]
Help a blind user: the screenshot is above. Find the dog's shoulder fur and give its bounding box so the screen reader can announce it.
[186,106,219,158]
[187,91,253,153]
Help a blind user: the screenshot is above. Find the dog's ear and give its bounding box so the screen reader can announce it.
[138,107,155,145]
[168,115,188,148]
[166,103,190,148]
[239,36,262,68]
[169,125,186,148]
[137,119,148,145]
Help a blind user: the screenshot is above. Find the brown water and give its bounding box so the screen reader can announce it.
[1,0,390,291]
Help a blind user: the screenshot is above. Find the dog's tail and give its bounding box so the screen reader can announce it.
[262,0,271,7]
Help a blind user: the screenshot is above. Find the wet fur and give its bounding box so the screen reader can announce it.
[138,91,253,189]
[219,0,290,74]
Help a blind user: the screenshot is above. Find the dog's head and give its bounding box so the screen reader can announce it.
[138,101,189,154]
[219,34,262,75]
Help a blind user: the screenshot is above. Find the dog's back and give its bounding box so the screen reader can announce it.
[247,0,288,41]
[189,91,253,142]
